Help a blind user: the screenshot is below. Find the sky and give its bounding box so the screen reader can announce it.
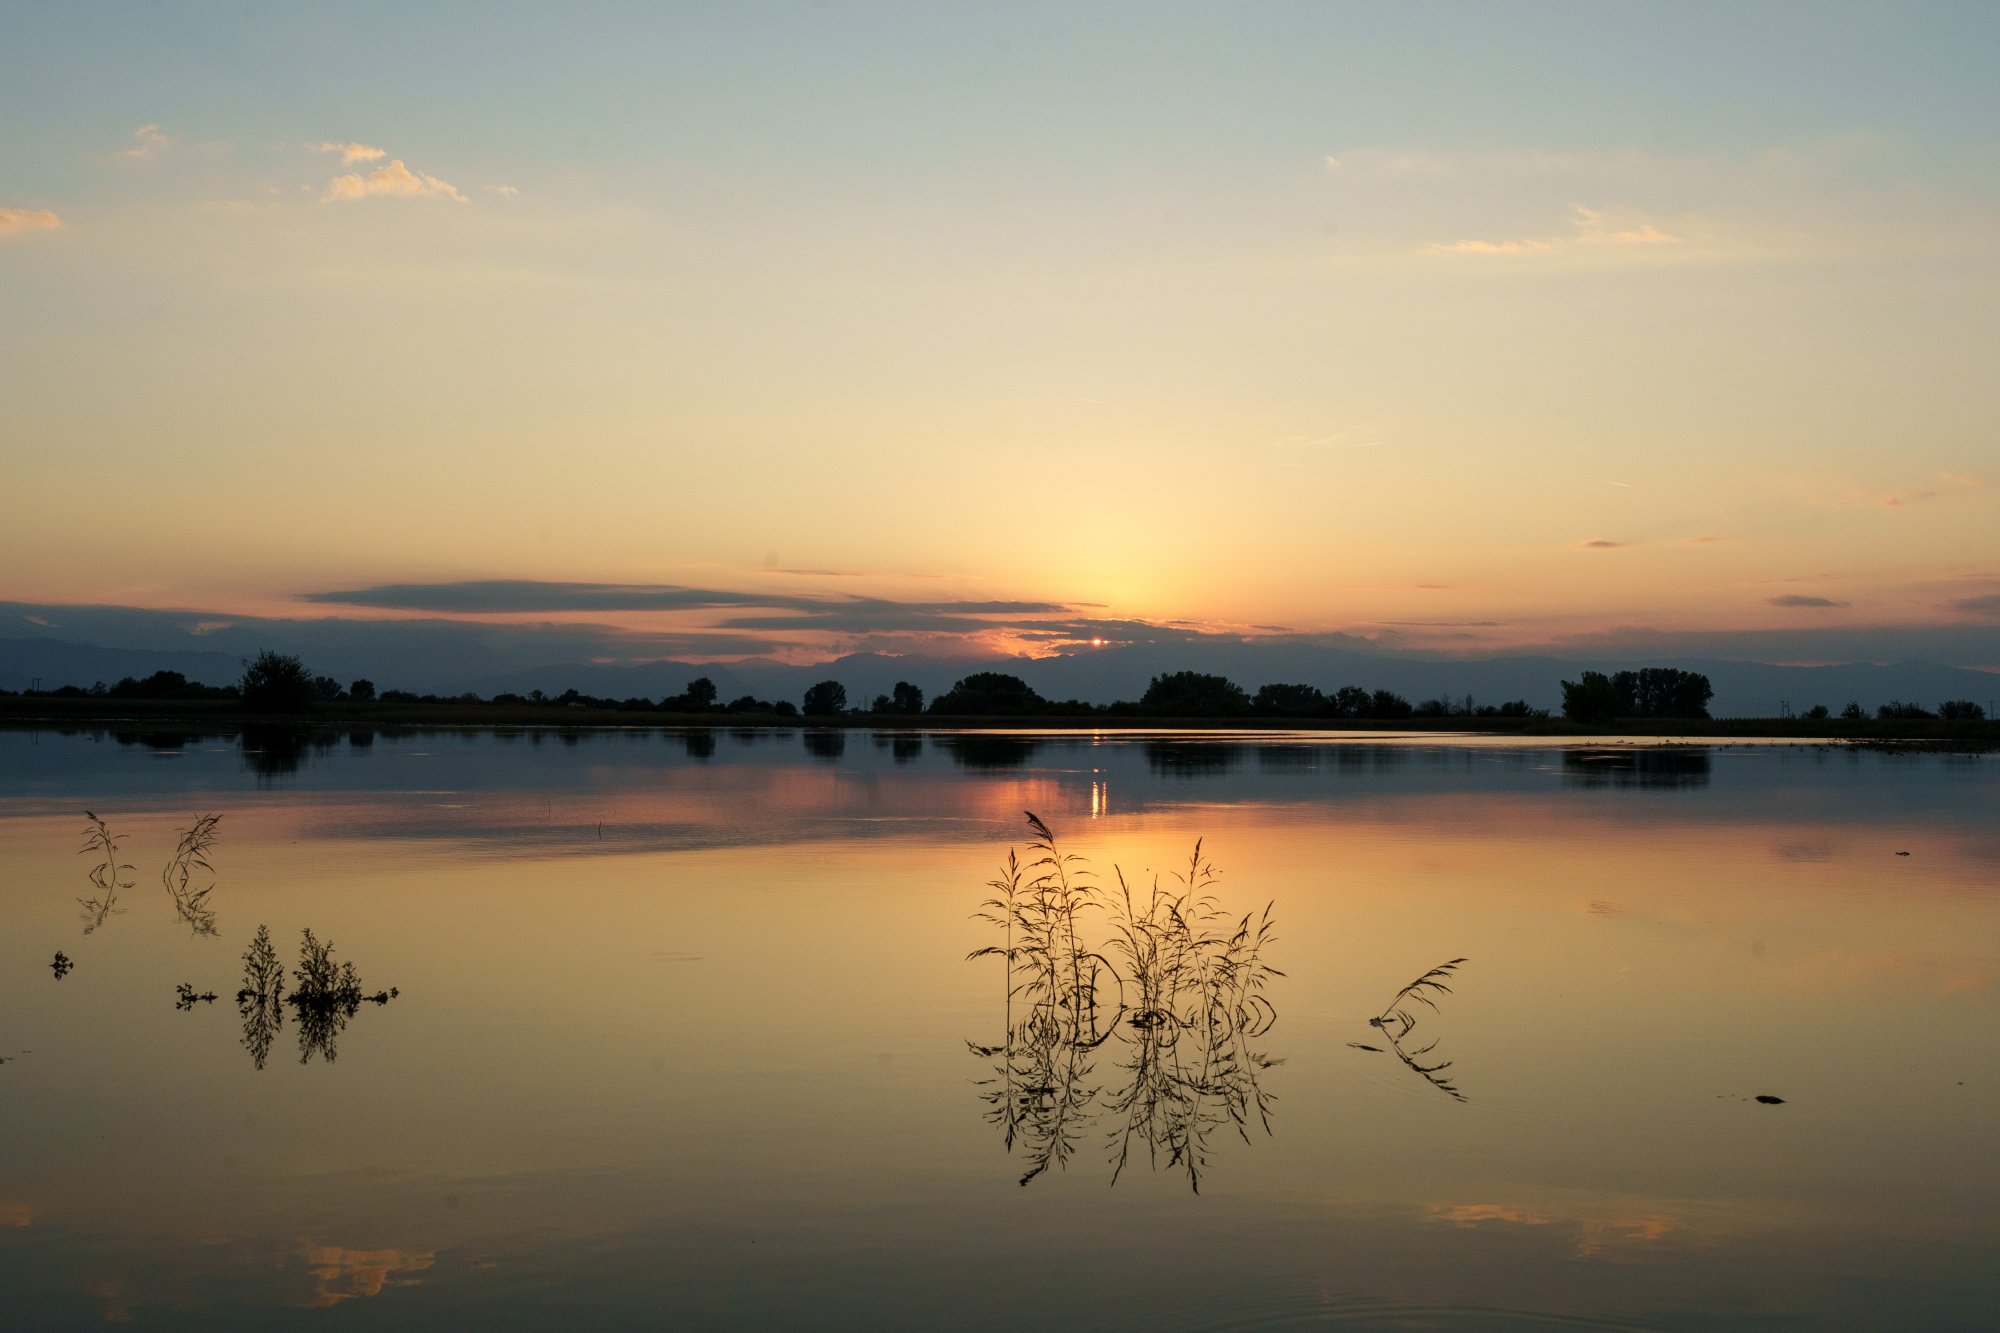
[4,2,1998,670]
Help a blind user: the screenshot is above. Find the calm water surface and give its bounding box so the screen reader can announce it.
[2,726,1996,1329]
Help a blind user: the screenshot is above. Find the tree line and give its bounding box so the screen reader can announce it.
[6,653,1989,726]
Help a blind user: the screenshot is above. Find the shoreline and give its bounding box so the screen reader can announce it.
[2,697,1995,745]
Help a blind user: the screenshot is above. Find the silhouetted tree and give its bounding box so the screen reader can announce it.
[892,680,924,715]
[802,680,847,716]
[1803,703,1829,720]
[931,672,1046,715]
[1252,682,1326,716]
[1328,685,1373,719]
[1560,671,1623,725]
[1368,689,1413,719]
[685,676,718,709]
[1939,700,1986,721]
[1613,668,1712,719]
[348,678,376,702]
[1877,700,1936,721]
[1840,700,1865,721]
[1142,671,1250,717]
[240,651,315,713]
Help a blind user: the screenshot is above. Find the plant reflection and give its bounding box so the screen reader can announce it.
[234,924,398,1069]
[969,813,1282,1190]
[78,810,133,934]
[162,813,222,937]
[1357,958,1470,1102]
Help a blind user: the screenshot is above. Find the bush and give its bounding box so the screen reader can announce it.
[240,651,315,713]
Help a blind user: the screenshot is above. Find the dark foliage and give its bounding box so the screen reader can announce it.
[931,672,1048,715]
[801,679,847,716]
[1141,671,1250,717]
[239,651,316,713]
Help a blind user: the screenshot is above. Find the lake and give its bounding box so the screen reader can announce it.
[1,725,1995,1329]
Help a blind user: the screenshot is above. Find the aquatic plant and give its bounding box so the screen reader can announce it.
[969,813,1283,1191]
[229,925,397,1068]
[1361,958,1471,1102]
[236,925,285,1070]
[162,813,222,937]
[78,811,134,933]
[1371,958,1467,1042]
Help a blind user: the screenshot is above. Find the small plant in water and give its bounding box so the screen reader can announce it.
[162,813,222,937]
[51,951,73,979]
[1363,958,1470,1102]
[78,811,134,934]
[969,812,1283,1191]
[231,924,397,1069]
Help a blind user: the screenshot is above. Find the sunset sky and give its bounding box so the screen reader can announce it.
[4,3,1997,668]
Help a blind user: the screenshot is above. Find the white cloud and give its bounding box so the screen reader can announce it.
[117,123,173,159]
[324,159,469,204]
[1430,206,1682,258]
[313,141,387,165]
[482,184,519,198]
[0,208,61,237]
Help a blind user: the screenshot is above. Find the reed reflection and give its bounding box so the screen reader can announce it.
[969,814,1282,1190]
[77,811,132,933]
[161,813,221,937]
[1353,958,1471,1102]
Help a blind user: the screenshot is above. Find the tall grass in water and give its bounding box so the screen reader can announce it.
[77,811,134,933]
[1369,958,1469,1102]
[970,813,1283,1190]
[162,813,222,937]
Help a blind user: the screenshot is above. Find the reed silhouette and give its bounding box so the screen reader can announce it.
[162,813,222,937]
[1362,958,1470,1101]
[969,813,1282,1190]
[78,811,133,934]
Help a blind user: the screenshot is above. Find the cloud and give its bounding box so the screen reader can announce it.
[324,159,468,204]
[1768,595,1848,609]
[116,123,173,160]
[301,579,1065,618]
[1954,594,2000,618]
[1878,473,1986,509]
[483,184,520,198]
[0,208,60,237]
[1578,539,1625,550]
[313,141,387,165]
[1431,205,1681,258]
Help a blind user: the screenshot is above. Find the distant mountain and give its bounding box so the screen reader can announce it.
[0,637,251,694]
